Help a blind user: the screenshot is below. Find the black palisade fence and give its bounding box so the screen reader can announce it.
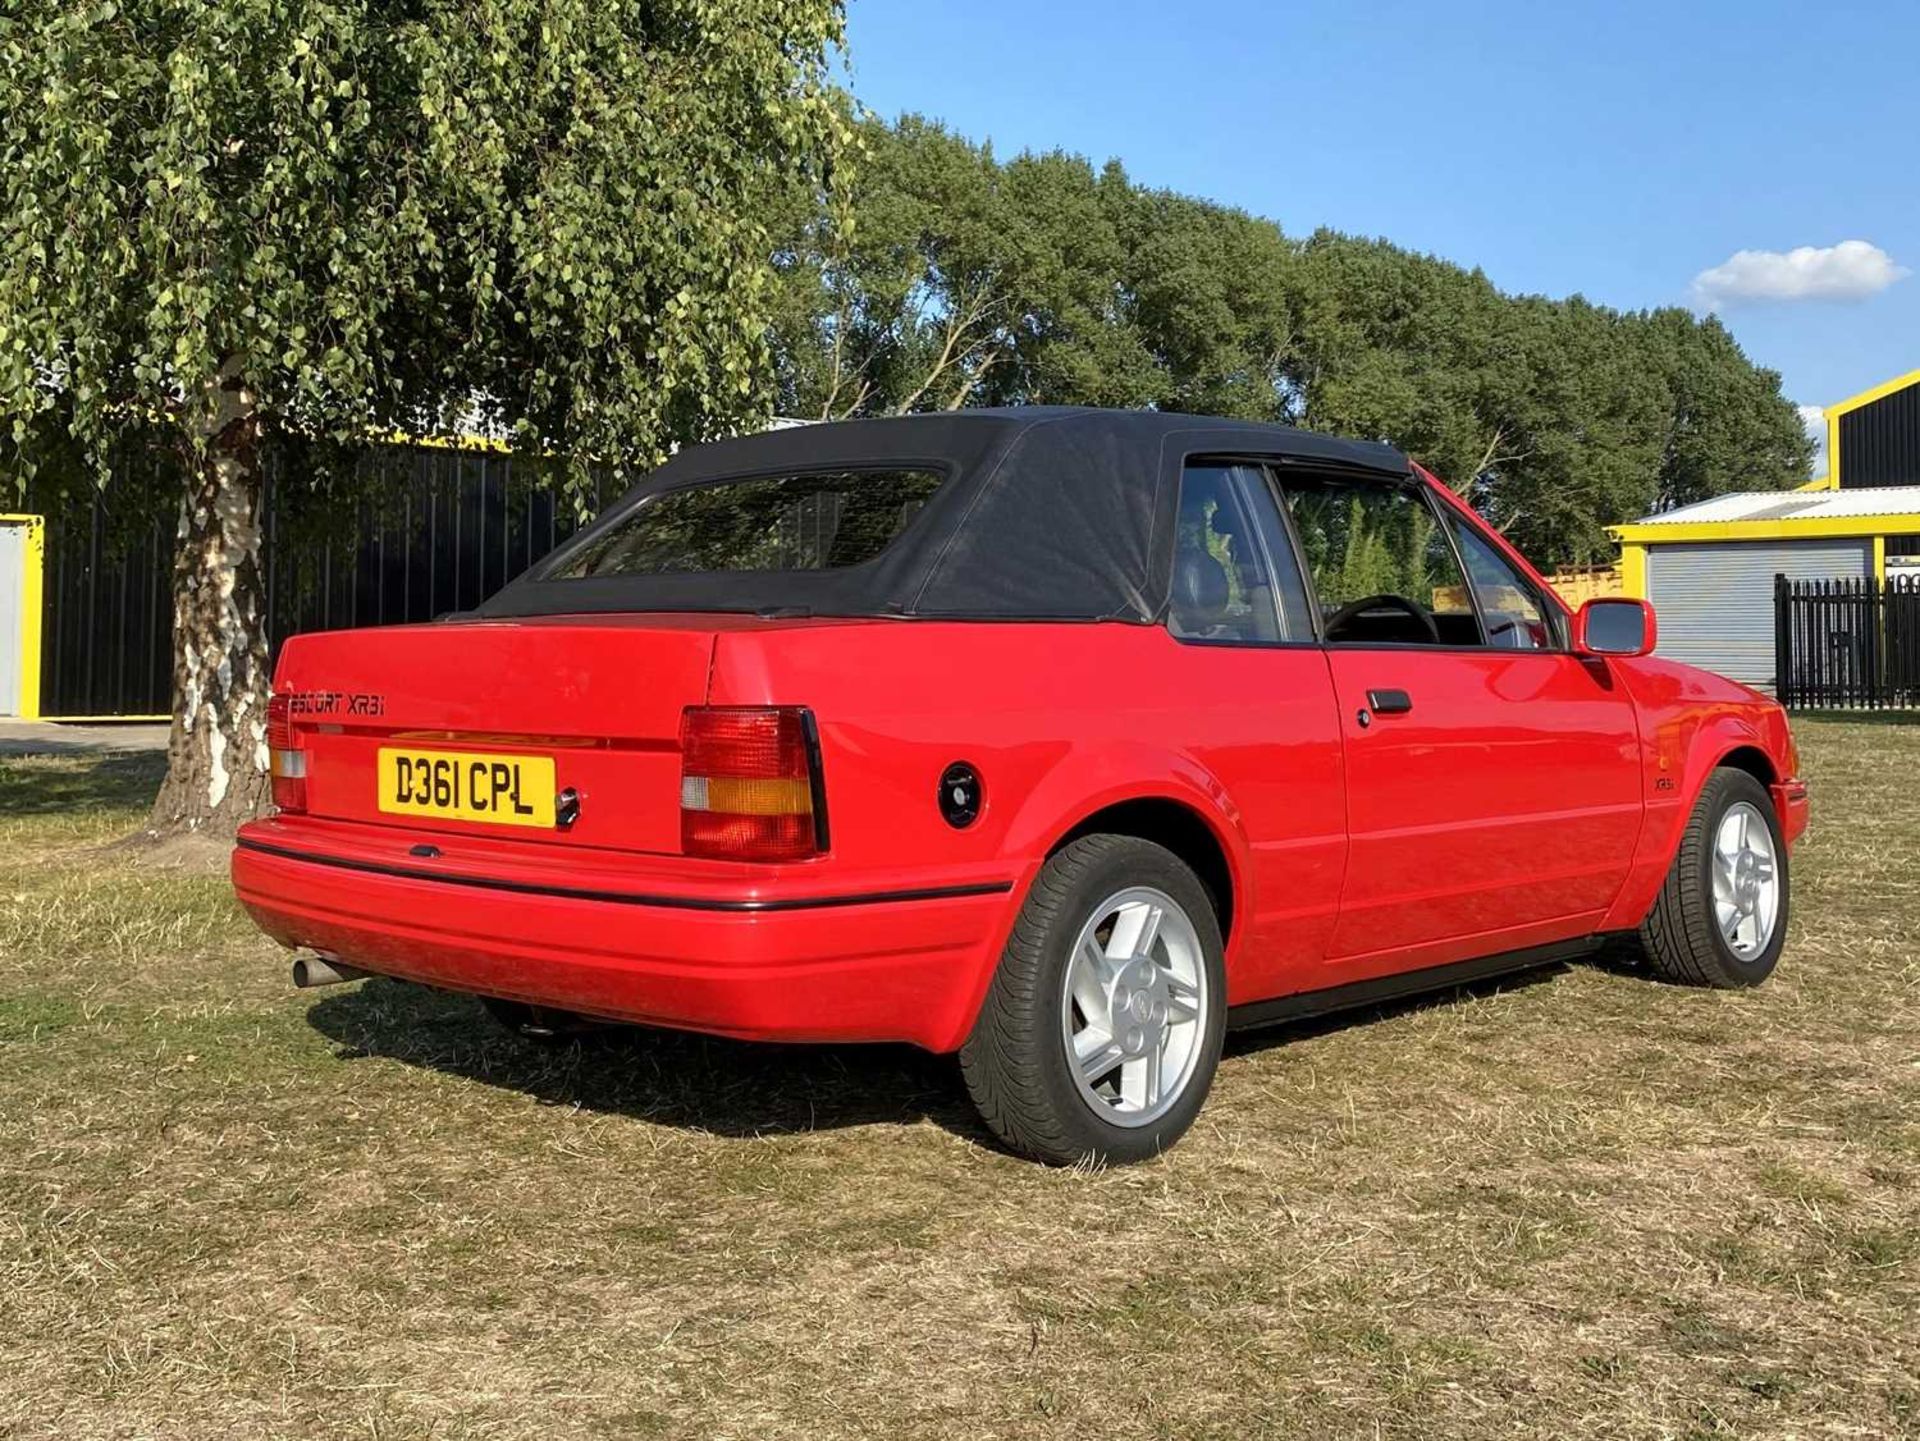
[36,440,610,717]
[1775,573,1920,710]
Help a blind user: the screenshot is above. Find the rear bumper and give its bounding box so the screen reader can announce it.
[232,820,1017,1052]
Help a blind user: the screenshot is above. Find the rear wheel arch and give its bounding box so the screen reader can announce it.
[961,831,1230,1163]
[1047,796,1238,945]
[939,783,1245,1055]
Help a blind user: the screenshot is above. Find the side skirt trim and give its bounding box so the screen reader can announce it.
[235,837,1014,913]
[1226,937,1608,1033]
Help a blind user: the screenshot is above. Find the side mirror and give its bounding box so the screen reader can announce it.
[1574,597,1657,658]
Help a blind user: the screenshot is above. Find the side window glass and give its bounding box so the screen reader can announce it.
[1446,515,1556,650]
[1170,464,1290,643]
[1282,478,1480,646]
[1240,467,1316,639]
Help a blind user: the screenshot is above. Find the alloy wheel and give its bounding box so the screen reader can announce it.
[1059,886,1210,1128]
[1712,800,1780,959]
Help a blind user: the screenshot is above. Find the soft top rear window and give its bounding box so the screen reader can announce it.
[553,468,944,578]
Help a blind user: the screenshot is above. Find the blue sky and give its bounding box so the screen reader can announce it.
[844,0,1917,471]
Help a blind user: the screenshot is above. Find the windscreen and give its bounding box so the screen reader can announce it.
[552,468,945,578]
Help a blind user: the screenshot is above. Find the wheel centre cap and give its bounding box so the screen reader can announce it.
[1110,961,1166,1056]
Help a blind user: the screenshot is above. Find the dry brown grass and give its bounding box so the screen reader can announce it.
[2,724,1916,1439]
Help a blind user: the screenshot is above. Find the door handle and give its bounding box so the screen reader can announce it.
[1366,688,1414,715]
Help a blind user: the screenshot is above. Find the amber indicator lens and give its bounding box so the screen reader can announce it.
[679,706,821,861]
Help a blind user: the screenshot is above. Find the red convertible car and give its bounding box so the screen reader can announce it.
[234,409,1808,1164]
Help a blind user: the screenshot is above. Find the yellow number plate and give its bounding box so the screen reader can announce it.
[376,748,557,829]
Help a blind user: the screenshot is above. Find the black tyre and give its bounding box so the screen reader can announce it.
[960,834,1228,1165]
[1638,768,1789,988]
[478,996,612,1043]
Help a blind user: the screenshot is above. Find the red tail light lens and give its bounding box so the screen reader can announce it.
[679,707,823,861]
[266,694,308,813]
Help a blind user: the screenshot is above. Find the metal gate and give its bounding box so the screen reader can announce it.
[34,442,607,718]
[1775,574,1920,709]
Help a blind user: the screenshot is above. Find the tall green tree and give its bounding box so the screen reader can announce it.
[1283,231,1522,482]
[1116,186,1297,421]
[0,0,845,834]
[1281,232,1813,563]
[771,117,1175,418]
[785,119,1818,565]
[770,114,1017,418]
[1642,307,1813,512]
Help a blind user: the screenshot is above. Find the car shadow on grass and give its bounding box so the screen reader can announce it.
[305,976,990,1144]
[305,962,1578,1150]
[1220,962,1570,1060]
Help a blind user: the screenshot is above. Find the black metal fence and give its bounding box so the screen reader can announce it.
[37,441,609,717]
[1775,573,1920,709]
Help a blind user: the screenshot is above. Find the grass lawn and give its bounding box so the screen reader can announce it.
[2,722,1916,1439]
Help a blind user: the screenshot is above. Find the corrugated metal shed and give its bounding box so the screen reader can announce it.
[1609,447,1920,688]
[1602,368,1920,693]
[1627,485,1920,526]
[1829,369,1920,490]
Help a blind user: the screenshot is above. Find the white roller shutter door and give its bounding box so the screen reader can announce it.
[1646,539,1870,685]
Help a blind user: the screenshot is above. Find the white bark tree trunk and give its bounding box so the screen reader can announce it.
[148,367,271,836]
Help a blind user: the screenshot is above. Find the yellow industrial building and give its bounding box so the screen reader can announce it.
[1610,368,1920,684]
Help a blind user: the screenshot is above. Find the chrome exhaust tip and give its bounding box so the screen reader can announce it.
[291,952,370,989]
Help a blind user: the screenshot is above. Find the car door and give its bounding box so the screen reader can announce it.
[1163,461,1348,1006]
[1277,470,1642,982]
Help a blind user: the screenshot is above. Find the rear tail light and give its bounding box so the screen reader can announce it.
[266,694,308,813]
[679,706,825,861]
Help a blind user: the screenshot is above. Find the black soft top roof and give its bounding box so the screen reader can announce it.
[478,407,1411,623]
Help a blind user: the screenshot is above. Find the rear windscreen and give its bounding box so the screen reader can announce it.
[552,468,945,578]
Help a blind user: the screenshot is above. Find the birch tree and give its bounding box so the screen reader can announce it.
[0,0,846,833]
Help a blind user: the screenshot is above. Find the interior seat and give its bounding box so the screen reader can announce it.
[1171,544,1233,636]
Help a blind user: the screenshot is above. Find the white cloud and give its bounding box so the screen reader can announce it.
[1692,240,1909,308]
[1798,404,1827,478]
